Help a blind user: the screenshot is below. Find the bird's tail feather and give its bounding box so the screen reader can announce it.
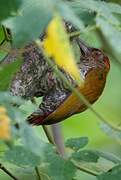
[27,112,50,125]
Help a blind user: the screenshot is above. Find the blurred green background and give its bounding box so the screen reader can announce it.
[0,0,121,179]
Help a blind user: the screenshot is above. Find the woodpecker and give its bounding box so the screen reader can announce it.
[2,23,110,125]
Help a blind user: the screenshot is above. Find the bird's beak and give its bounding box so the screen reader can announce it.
[76,39,90,56]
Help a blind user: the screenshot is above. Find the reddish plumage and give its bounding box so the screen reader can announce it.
[27,39,110,125]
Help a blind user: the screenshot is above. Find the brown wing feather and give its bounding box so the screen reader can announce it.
[28,69,107,125]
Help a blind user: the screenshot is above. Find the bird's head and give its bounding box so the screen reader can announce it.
[77,39,110,73]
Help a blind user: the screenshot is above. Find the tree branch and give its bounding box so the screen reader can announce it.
[0,163,18,180]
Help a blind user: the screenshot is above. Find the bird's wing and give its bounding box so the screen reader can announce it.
[27,64,108,126]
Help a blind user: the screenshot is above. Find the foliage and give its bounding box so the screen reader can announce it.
[0,0,121,180]
[65,137,88,151]
[0,59,22,90]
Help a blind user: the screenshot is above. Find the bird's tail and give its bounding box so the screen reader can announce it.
[27,112,50,125]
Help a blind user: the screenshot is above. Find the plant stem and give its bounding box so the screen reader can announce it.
[51,124,65,156]
[68,31,81,38]
[68,25,97,39]
[42,125,55,145]
[0,163,18,180]
[42,125,62,155]
[35,166,42,180]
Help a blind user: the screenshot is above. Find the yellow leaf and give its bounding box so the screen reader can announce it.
[0,106,11,140]
[43,15,83,84]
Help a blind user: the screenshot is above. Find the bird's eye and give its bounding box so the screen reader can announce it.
[92,50,101,57]
[95,51,101,56]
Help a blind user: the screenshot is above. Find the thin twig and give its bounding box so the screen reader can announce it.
[35,166,42,180]
[42,125,63,155]
[42,125,55,145]
[51,124,65,156]
[0,163,18,180]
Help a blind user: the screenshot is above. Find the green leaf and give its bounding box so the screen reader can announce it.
[65,3,95,26]
[93,150,121,164]
[68,0,120,25]
[96,16,121,56]
[0,51,8,62]
[97,165,121,180]
[0,92,25,105]
[19,124,76,180]
[0,26,10,61]
[20,122,50,157]
[0,59,22,90]
[3,0,55,47]
[0,0,21,22]
[4,145,41,167]
[72,150,99,163]
[58,3,85,30]
[44,150,76,180]
[0,26,5,44]
[107,2,121,14]
[48,159,76,180]
[65,137,88,151]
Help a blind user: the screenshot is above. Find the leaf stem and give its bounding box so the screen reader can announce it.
[68,25,97,39]
[35,166,42,180]
[0,163,18,180]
